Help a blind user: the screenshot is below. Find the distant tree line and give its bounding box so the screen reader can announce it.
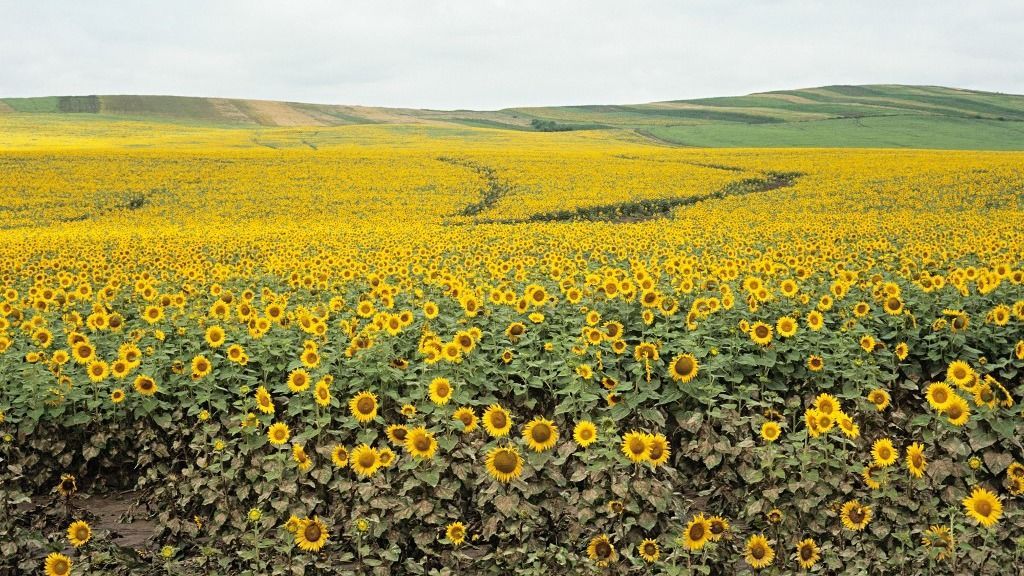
[530,118,601,132]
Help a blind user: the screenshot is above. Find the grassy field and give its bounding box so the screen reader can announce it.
[0,112,1023,574]
[4,84,1024,149]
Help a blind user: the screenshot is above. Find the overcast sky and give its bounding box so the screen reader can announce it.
[1,1,1021,109]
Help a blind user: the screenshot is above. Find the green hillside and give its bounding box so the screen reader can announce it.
[3,85,1024,149]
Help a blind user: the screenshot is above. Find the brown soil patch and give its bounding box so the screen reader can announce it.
[240,100,329,126]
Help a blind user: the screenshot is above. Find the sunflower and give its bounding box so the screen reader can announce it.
[866,388,890,411]
[806,355,824,372]
[132,374,158,396]
[668,353,699,383]
[485,446,523,483]
[453,407,477,432]
[926,382,954,411]
[945,396,971,426]
[57,474,76,497]
[287,369,310,393]
[637,538,660,563]
[862,463,883,490]
[946,360,975,387]
[643,433,670,467]
[44,552,72,576]
[401,404,417,418]
[766,508,783,524]
[682,514,711,550]
[894,342,909,360]
[1008,461,1024,482]
[795,538,819,569]
[292,444,312,471]
[840,500,872,531]
[814,393,839,415]
[405,426,438,459]
[428,377,453,405]
[482,404,513,437]
[523,417,559,452]
[962,487,1002,527]
[707,516,729,541]
[67,520,92,547]
[445,521,467,546]
[859,334,876,353]
[350,444,381,477]
[331,445,349,468]
[573,420,598,447]
[749,322,773,346]
[87,360,109,382]
[255,386,275,414]
[806,310,824,330]
[621,431,650,463]
[776,316,797,337]
[921,525,955,561]
[313,380,331,407]
[872,438,897,467]
[349,391,378,423]
[110,388,126,404]
[505,322,526,341]
[386,424,409,445]
[744,534,774,569]
[191,355,212,378]
[378,448,396,467]
[267,422,290,445]
[295,516,329,552]
[204,325,225,348]
[905,442,926,478]
[586,534,617,566]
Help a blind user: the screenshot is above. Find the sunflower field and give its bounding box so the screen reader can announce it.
[1,117,1023,575]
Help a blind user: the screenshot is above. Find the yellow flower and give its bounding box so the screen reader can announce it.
[573,420,598,447]
[67,520,92,547]
[744,534,774,569]
[962,487,1002,527]
[349,391,378,423]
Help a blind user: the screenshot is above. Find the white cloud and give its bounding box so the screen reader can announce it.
[0,0,1021,109]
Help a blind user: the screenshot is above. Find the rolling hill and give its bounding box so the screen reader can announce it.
[3,85,1024,149]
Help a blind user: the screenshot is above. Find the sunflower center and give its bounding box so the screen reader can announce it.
[689,523,705,540]
[755,326,769,338]
[648,443,663,460]
[850,508,864,523]
[595,541,612,558]
[629,437,646,454]
[304,523,321,542]
[912,454,923,467]
[934,389,948,403]
[75,527,89,540]
[493,450,518,473]
[393,428,408,441]
[54,559,69,574]
[751,544,765,559]
[414,435,431,451]
[531,423,552,443]
[436,382,450,396]
[358,451,376,468]
[357,397,375,413]
[643,542,656,555]
[579,428,593,440]
[800,545,813,560]
[676,357,694,376]
[490,412,507,428]
[953,367,966,379]
[947,405,963,419]
[710,521,724,535]
[975,500,992,515]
